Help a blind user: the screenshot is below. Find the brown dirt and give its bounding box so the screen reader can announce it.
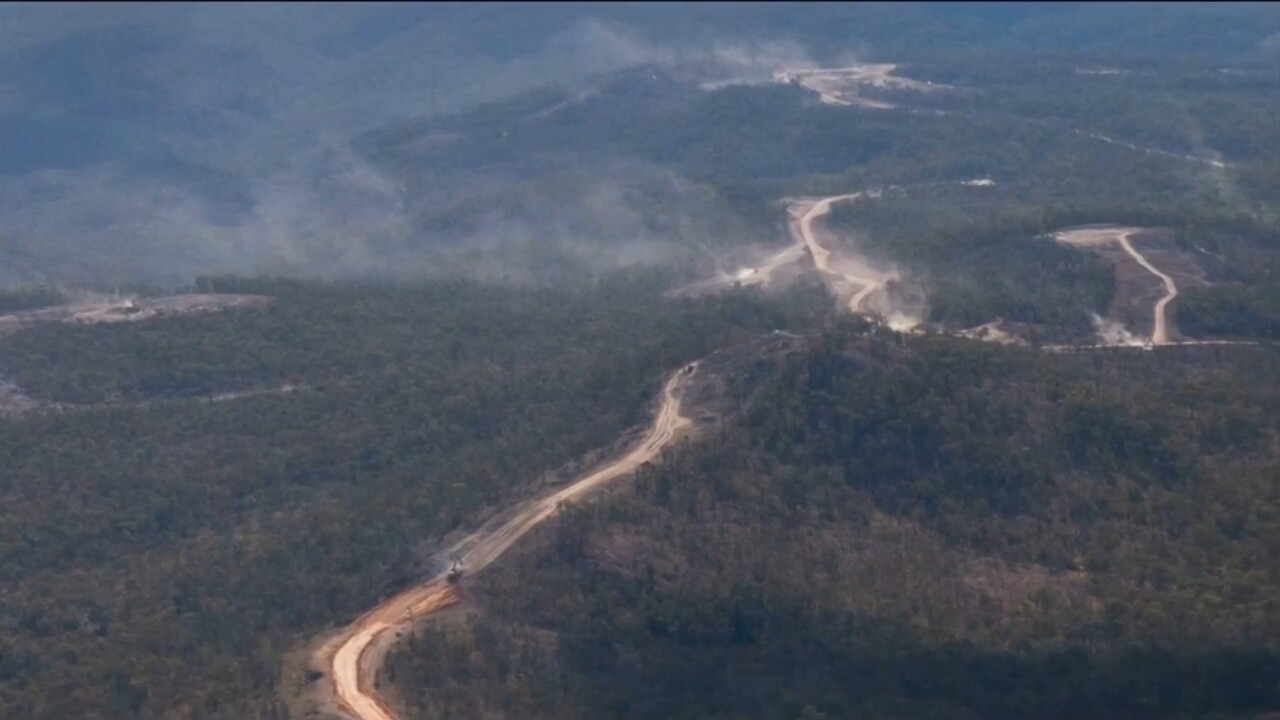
[312,363,708,720]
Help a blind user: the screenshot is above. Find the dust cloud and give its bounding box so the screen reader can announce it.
[0,8,805,289]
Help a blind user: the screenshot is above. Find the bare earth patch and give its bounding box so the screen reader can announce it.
[0,293,270,335]
[773,63,949,109]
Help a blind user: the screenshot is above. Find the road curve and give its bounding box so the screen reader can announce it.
[1115,232,1178,345]
[1054,227,1179,346]
[794,193,890,314]
[703,192,891,316]
[318,366,697,720]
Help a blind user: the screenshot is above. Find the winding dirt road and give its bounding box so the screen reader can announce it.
[707,180,994,322]
[1115,233,1178,345]
[705,192,885,308]
[317,366,696,720]
[703,187,935,329]
[703,194,873,293]
[1055,227,1179,345]
[311,194,1220,720]
[794,193,895,315]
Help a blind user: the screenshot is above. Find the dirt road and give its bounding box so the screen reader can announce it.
[1115,233,1178,345]
[700,180,994,318]
[703,192,888,314]
[794,193,897,315]
[696,189,911,324]
[727,243,808,288]
[1055,227,1179,345]
[318,365,697,720]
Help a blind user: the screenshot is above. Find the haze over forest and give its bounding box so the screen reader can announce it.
[3,2,1277,285]
[0,4,1277,720]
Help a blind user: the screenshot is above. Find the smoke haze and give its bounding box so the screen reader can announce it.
[1,2,1275,287]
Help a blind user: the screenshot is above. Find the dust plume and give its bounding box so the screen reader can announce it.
[0,8,749,288]
[1090,312,1146,347]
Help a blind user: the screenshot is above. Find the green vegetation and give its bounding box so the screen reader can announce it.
[1178,285,1280,340]
[0,286,66,313]
[0,275,828,719]
[823,189,1280,341]
[386,327,1280,720]
[1,9,1279,720]
[827,205,1117,339]
[358,49,1277,344]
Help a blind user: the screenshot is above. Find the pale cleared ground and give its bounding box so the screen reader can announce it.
[0,294,282,416]
[700,203,1247,351]
[773,63,948,109]
[698,190,905,324]
[721,243,809,288]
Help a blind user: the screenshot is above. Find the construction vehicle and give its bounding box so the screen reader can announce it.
[446,560,463,584]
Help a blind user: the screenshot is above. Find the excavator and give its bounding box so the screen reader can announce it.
[446,559,463,584]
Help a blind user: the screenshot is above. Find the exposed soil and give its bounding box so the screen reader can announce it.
[0,294,270,336]
[773,63,948,109]
[312,364,705,720]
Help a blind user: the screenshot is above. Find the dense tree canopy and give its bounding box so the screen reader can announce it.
[0,21,1277,720]
[0,274,828,719]
[386,327,1279,720]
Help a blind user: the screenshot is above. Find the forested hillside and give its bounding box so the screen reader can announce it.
[353,46,1277,336]
[0,275,828,719]
[826,199,1280,340]
[1,5,1278,720]
[385,326,1279,720]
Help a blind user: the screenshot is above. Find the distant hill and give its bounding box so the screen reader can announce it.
[0,2,1276,286]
